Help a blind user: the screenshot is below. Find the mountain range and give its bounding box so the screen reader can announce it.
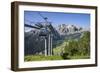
[24,24,87,55]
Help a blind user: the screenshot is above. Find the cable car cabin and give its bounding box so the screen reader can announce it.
[39,28,49,36]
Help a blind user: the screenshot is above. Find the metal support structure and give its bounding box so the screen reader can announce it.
[44,38,47,56]
[25,12,55,56]
[48,34,51,56]
[47,34,53,56]
[51,36,52,56]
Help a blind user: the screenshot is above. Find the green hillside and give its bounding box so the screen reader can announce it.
[25,31,90,61]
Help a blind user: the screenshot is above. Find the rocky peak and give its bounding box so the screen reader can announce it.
[58,24,83,35]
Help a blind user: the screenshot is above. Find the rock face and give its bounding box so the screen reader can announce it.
[24,24,61,55]
[58,24,82,35]
[24,30,45,55]
[24,24,83,55]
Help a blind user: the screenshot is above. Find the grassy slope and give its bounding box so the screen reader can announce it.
[24,55,89,61]
[24,41,89,61]
[25,55,63,61]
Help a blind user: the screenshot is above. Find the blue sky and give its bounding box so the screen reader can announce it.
[24,11,90,29]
